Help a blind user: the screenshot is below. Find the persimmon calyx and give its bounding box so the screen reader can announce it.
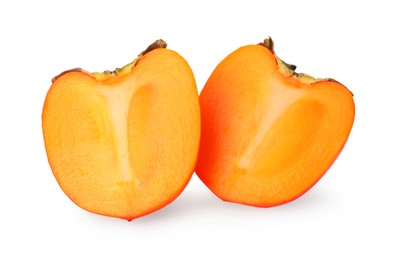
[52,39,168,82]
[259,37,319,84]
[92,39,167,81]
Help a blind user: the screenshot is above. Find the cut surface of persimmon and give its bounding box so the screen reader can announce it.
[196,38,355,207]
[42,40,200,220]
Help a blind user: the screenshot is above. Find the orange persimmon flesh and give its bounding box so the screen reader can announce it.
[196,38,355,207]
[42,40,200,220]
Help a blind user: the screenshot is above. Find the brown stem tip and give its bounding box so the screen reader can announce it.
[259,37,297,73]
[139,39,167,57]
[258,37,274,54]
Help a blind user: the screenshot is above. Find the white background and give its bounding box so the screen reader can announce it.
[1,0,396,259]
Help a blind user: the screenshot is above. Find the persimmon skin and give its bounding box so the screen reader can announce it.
[196,39,355,207]
[42,41,200,220]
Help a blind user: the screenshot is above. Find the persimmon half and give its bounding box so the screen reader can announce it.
[196,38,355,207]
[42,40,200,220]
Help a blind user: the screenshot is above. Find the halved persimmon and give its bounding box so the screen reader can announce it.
[196,38,355,207]
[42,40,200,220]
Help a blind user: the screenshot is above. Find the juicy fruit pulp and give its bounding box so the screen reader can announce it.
[42,40,200,220]
[196,38,355,207]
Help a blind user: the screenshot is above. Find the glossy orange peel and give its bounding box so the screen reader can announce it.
[196,38,355,207]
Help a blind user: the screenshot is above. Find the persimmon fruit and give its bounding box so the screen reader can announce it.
[196,38,355,207]
[42,40,200,220]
